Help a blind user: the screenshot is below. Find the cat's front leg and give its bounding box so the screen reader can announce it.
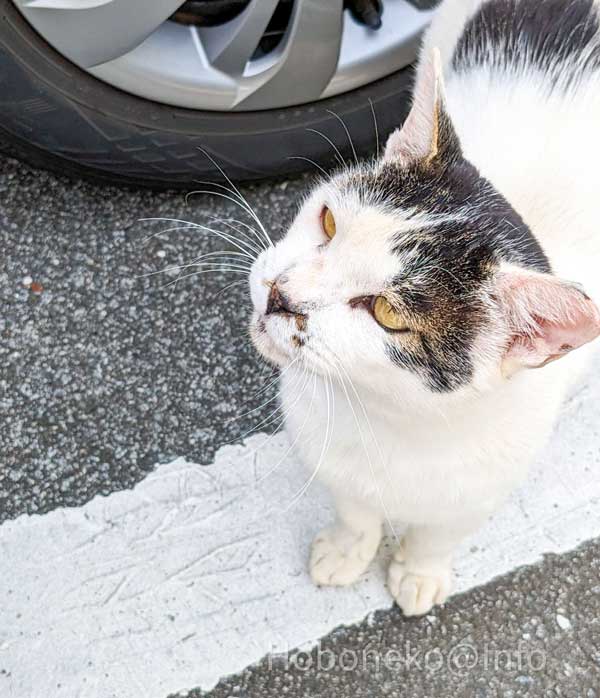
[387,518,483,617]
[310,495,382,587]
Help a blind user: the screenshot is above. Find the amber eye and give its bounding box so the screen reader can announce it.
[321,206,336,240]
[372,296,409,332]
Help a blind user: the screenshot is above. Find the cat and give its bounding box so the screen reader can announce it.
[248,0,600,616]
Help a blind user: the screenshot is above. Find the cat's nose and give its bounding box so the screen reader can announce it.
[265,283,293,315]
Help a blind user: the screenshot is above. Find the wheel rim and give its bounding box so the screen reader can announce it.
[13,0,436,111]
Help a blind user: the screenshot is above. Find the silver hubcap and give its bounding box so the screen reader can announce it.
[14,0,435,111]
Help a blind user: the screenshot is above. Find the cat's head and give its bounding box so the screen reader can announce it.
[249,50,600,407]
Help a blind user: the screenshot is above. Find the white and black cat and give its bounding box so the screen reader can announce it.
[249,0,600,616]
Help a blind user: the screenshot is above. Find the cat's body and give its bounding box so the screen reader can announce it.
[286,0,600,534]
[250,0,600,615]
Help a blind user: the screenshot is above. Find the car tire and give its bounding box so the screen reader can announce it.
[0,0,414,188]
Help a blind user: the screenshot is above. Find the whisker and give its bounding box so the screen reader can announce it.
[287,156,329,178]
[141,223,257,265]
[204,215,265,256]
[306,128,346,169]
[196,183,272,251]
[326,109,359,166]
[248,357,300,402]
[213,278,248,299]
[304,340,399,541]
[235,366,313,468]
[253,372,318,487]
[226,381,310,457]
[226,358,302,437]
[194,147,273,248]
[283,368,335,512]
[186,249,255,265]
[160,267,250,289]
[368,98,380,161]
[181,188,270,248]
[139,216,260,259]
[140,223,198,245]
[186,183,257,228]
[248,369,282,403]
[328,355,399,543]
[189,262,253,273]
[227,371,293,424]
[141,258,253,280]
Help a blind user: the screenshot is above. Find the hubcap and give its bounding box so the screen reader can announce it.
[14,0,436,111]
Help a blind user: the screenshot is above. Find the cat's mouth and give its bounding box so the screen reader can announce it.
[249,311,307,367]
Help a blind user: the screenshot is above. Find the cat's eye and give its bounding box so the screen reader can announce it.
[372,296,409,332]
[321,206,336,240]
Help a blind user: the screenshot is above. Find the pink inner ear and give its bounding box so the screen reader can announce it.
[498,271,600,369]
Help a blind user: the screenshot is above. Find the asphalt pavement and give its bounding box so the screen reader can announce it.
[2,153,600,697]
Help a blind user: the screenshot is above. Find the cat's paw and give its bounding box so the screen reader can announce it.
[387,557,452,617]
[309,526,378,587]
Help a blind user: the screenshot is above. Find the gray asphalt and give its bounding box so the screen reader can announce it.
[193,539,600,698]
[2,153,600,697]
[0,155,304,522]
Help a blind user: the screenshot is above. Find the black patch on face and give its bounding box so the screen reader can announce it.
[376,157,550,273]
[453,0,600,89]
[341,136,551,392]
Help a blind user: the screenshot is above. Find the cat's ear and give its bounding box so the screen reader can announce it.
[495,268,600,376]
[383,48,461,167]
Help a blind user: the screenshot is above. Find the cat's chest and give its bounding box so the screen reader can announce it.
[279,374,527,522]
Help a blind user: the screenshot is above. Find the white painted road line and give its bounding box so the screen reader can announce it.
[1,364,600,698]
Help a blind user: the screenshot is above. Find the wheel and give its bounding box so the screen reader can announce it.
[0,0,436,187]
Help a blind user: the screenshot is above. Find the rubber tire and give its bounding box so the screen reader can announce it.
[0,0,414,188]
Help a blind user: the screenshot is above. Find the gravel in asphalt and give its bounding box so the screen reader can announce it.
[0,155,305,523]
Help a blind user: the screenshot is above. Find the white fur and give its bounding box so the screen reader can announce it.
[249,0,600,616]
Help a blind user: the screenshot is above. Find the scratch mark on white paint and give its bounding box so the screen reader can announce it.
[1,371,600,697]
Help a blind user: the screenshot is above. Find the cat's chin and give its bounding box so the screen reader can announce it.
[249,315,294,368]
